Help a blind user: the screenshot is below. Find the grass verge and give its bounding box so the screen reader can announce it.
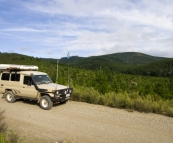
[71,86,173,117]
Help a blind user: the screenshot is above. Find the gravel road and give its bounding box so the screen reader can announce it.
[0,94,173,143]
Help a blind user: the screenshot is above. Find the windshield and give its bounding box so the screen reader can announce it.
[32,75,53,85]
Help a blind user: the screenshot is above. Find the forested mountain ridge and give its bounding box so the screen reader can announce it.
[60,52,165,65]
[59,52,173,77]
[1,52,173,77]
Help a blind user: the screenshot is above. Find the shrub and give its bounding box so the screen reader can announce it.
[166,107,173,117]
[71,86,173,117]
[72,87,101,104]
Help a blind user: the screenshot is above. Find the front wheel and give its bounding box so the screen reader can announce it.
[6,91,16,103]
[40,95,53,110]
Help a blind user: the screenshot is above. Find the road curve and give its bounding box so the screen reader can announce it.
[0,95,173,143]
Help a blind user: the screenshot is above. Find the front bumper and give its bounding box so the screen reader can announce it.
[51,88,73,102]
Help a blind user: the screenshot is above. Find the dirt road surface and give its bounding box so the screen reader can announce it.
[0,95,173,143]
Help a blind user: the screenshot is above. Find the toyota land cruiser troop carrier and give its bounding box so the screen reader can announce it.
[0,64,73,110]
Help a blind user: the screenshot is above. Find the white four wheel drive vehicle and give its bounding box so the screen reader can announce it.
[0,64,73,110]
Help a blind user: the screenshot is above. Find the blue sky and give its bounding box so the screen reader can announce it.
[0,0,173,58]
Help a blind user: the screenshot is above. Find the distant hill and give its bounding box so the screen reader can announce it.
[61,52,164,64]
[60,52,165,65]
[59,52,173,77]
[57,56,84,64]
[1,52,173,77]
[41,56,84,63]
[59,52,166,71]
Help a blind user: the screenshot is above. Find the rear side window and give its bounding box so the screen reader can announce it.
[1,73,10,81]
[11,74,20,81]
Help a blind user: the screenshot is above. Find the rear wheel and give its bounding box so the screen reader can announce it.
[40,95,53,110]
[6,91,16,103]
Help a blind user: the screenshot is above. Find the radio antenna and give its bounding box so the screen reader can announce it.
[67,52,70,83]
[56,59,59,90]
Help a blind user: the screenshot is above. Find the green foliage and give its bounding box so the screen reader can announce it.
[60,52,164,65]
[1,52,173,116]
[0,130,22,143]
[70,68,173,100]
[72,87,173,117]
[1,53,173,100]
[0,133,5,143]
[59,52,173,77]
[72,86,100,104]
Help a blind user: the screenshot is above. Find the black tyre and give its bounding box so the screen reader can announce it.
[6,91,16,103]
[40,95,53,110]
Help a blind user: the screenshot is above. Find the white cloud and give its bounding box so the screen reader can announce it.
[1,27,47,32]
[0,0,173,58]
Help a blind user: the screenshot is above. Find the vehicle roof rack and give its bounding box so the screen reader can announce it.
[0,64,38,72]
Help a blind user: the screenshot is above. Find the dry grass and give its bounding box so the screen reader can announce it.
[72,87,173,117]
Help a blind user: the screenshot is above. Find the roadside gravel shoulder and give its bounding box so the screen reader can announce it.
[0,95,173,143]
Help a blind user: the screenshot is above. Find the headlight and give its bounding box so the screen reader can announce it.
[64,90,67,94]
[69,89,72,93]
[56,91,59,94]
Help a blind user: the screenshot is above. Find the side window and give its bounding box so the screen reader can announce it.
[23,76,32,85]
[1,73,10,80]
[11,74,20,81]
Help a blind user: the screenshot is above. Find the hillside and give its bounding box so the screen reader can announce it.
[127,58,173,76]
[60,52,165,65]
[1,52,173,77]
[59,52,173,77]
[0,52,173,116]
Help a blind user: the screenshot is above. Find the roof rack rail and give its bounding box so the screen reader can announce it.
[0,64,38,71]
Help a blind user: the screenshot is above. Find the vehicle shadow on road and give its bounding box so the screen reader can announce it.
[16,99,38,106]
[53,100,69,107]
[16,99,66,109]
[53,103,64,107]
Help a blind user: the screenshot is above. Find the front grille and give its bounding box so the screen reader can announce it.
[60,94,66,100]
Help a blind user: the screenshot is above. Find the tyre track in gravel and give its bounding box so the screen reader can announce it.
[0,95,173,143]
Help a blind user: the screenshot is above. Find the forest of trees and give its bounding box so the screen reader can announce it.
[59,52,173,77]
[0,53,173,116]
